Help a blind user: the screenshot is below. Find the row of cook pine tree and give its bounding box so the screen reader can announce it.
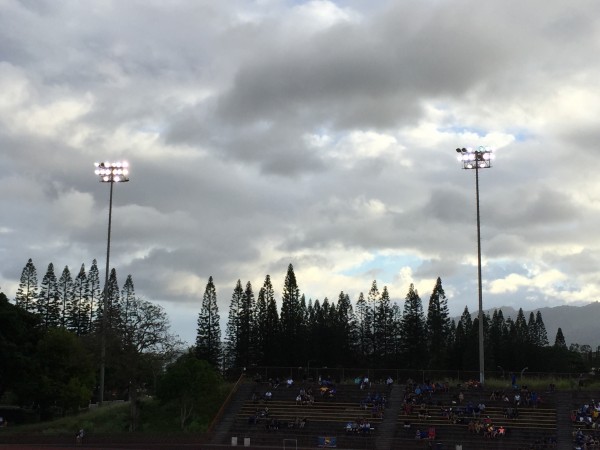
[14,258,137,336]
[198,264,582,374]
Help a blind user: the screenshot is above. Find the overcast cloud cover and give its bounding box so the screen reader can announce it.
[2,0,600,345]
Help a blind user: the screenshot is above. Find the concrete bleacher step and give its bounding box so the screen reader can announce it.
[210,379,256,445]
[374,383,402,450]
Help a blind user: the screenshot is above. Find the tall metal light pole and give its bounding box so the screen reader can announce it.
[456,146,493,385]
[94,161,130,404]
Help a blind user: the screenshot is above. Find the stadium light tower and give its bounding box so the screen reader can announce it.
[94,161,130,404]
[455,146,494,385]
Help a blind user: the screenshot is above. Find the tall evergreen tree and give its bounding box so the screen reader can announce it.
[239,281,256,368]
[57,266,74,328]
[535,311,549,347]
[38,263,60,328]
[426,277,450,369]
[279,264,302,365]
[311,299,330,365]
[195,276,221,367]
[254,284,268,364]
[87,259,101,332]
[391,302,403,361]
[355,292,372,362]
[121,275,136,334]
[527,311,538,346]
[224,280,244,370]
[450,306,475,370]
[255,275,278,365]
[336,291,357,366]
[488,309,507,369]
[297,294,309,365]
[15,258,38,313]
[514,308,529,345]
[554,327,567,349]
[68,264,91,335]
[96,268,121,330]
[451,319,466,370]
[264,291,280,365]
[373,286,394,365]
[400,283,426,369]
[367,280,379,342]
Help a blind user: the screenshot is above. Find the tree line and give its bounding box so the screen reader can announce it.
[5,258,181,422]
[197,263,588,375]
[6,256,592,411]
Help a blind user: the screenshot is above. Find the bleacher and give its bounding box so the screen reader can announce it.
[395,388,557,449]
[220,379,561,449]
[228,380,390,448]
[569,391,600,449]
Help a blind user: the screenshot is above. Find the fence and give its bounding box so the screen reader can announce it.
[240,366,593,386]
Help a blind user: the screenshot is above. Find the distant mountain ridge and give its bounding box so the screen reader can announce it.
[465,302,600,347]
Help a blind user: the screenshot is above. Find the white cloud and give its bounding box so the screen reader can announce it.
[489,268,567,294]
[2,0,600,344]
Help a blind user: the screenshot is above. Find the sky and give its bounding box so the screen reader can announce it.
[2,0,600,346]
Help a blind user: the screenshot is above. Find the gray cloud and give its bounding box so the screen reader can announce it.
[2,0,600,343]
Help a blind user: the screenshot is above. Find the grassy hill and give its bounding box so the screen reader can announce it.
[0,394,227,439]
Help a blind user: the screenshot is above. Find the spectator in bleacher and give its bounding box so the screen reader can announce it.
[327,387,336,399]
[386,375,393,386]
[530,391,539,407]
[514,392,521,406]
[286,377,293,388]
[466,401,474,415]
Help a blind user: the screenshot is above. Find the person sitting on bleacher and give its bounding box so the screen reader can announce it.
[414,429,428,439]
[514,392,521,406]
[327,387,336,399]
[358,420,370,434]
[465,401,474,415]
[467,420,476,433]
